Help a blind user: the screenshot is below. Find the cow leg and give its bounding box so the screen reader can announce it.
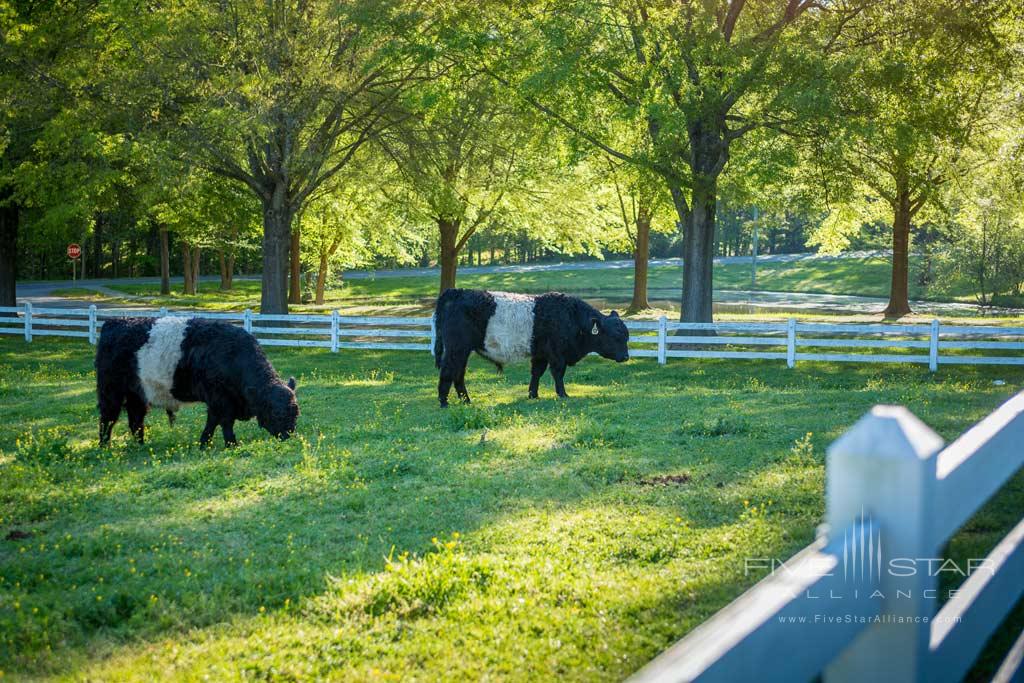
[98,391,123,446]
[454,365,471,404]
[221,414,238,447]
[528,358,548,399]
[199,408,220,447]
[550,360,569,398]
[125,392,149,444]
[438,347,471,408]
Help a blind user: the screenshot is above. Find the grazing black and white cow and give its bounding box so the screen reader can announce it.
[432,289,630,406]
[95,317,299,446]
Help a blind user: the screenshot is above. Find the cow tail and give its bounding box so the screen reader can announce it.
[433,289,454,368]
[433,326,443,369]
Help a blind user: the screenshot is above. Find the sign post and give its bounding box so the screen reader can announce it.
[67,243,81,282]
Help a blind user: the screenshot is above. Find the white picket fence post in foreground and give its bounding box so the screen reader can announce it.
[824,407,943,681]
[630,391,1024,683]
[243,308,252,333]
[88,305,97,344]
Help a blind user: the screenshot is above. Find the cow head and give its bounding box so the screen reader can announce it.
[590,310,629,362]
[260,377,300,440]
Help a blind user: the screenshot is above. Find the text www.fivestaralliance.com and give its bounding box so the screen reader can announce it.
[778,614,961,625]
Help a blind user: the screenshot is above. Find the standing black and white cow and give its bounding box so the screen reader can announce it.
[95,316,299,446]
[432,289,630,406]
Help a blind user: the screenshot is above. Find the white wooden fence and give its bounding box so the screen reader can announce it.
[631,391,1024,683]
[1,303,1023,370]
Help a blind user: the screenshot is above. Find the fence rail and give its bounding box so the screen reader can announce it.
[1,304,1023,369]
[631,391,1024,683]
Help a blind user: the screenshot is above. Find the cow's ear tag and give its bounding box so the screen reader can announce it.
[591,323,599,335]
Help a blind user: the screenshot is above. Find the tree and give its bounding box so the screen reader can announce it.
[118,0,433,312]
[151,168,260,295]
[603,158,672,313]
[299,194,372,306]
[942,120,1024,307]
[380,68,540,293]
[808,0,1013,317]
[0,0,107,305]
[487,0,864,323]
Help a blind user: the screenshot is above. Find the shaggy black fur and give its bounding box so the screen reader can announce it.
[433,288,629,406]
[95,317,299,446]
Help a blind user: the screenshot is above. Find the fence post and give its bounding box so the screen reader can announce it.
[243,308,252,334]
[429,315,437,357]
[159,306,168,318]
[88,305,98,345]
[823,406,944,683]
[331,310,339,353]
[23,302,32,342]
[657,316,667,365]
[786,318,796,368]
[929,319,939,372]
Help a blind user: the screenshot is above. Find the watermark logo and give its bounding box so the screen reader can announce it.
[744,509,994,595]
[841,509,882,583]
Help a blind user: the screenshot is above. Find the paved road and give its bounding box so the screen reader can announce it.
[14,250,877,305]
[339,249,889,280]
[14,250,1020,316]
[705,289,1018,316]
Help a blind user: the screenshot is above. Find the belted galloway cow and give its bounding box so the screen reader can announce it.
[95,316,298,446]
[433,289,629,406]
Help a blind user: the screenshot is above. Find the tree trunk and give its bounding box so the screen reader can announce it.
[219,250,235,291]
[128,233,137,277]
[260,186,292,314]
[316,250,329,305]
[191,246,201,293]
[627,206,651,314]
[182,244,195,295]
[438,218,460,294]
[288,224,301,305]
[884,185,913,319]
[0,193,17,308]
[159,228,171,295]
[93,216,103,278]
[678,180,717,324]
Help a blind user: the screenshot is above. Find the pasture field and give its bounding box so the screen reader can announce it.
[79,254,1024,313]
[0,337,1022,681]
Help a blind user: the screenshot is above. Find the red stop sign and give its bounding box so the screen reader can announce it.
[67,243,81,259]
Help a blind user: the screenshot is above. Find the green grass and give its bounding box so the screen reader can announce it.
[96,255,1024,313]
[48,289,110,301]
[0,337,1021,680]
